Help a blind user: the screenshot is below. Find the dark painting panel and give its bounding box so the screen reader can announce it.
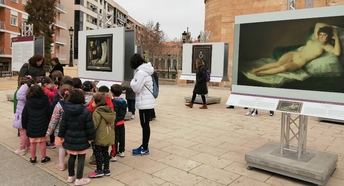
[86,34,113,72]
[192,45,212,73]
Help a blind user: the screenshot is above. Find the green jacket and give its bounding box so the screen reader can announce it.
[92,106,115,146]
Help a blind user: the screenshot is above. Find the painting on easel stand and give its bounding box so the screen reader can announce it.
[86,34,113,72]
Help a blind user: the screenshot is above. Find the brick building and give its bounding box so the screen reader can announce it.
[204,0,344,82]
[0,0,27,73]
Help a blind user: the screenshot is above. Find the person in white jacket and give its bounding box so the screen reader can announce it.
[130,54,155,156]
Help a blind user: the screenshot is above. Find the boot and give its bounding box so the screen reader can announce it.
[185,102,193,108]
[199,104,208,109]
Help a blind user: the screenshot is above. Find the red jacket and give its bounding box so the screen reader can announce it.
[87,95,114,112]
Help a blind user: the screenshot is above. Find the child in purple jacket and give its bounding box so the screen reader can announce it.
[13,77,34,156]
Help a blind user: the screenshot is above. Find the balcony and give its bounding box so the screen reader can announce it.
[0,21,4,29]
[53,20,67,30]
[0,0,4,7]
[55,37,66,45]
[55,3,67,14]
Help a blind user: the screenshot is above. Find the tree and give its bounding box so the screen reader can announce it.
[25,0,57,65]
[140,21,165,61]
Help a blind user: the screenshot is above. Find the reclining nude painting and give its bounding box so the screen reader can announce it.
[238,16,344,93]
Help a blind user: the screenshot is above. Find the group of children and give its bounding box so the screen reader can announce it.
[13,73,130,186]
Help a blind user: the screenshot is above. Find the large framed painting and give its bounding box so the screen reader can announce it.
[192,45,212,73]
[86,34,113,71]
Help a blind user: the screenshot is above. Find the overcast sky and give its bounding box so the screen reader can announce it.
[114,0,205,41]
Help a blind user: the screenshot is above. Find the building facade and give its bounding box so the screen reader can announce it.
[52,0,68,64]
[204,0,344,82]
[73,0,143,61]
[0,0,27,74]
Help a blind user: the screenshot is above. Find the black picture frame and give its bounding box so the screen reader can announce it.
[86,34,113,72]
[192,45,212,73]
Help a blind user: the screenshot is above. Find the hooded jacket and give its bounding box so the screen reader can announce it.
[22,95,51,138]
[13,84,29,129]
[93,106,116,146]
[130,62,155,109]
[58,102,95,151]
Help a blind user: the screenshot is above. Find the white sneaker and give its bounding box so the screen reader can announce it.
[131,115,135,119]
[110,156,117,162]
[67,176,75,183]
[14,149,27,156]
[74,178,91,186]
[118,152,125,157]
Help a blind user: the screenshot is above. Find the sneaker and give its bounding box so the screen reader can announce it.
[74,178,91,186]
[118,152,125,157]
[41,156,51,164]
[269,111,274,116]
[103,169,111,176]
[131,115,135,119]
[88,170,104,178]
[14,149,27,156]
[251,109,258,117]
[67,176,75,183]
[30,157,37,164]
[132,146,149,156]
[110,156,117,162]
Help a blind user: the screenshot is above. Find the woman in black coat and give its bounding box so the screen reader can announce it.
[49,57,64,76]
[185,58,208,109]
[19,55,45,84]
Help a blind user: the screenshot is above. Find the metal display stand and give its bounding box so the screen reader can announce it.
[280,113,308,159]
[245,112,337,186]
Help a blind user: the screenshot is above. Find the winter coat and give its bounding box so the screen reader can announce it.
[130,62,155,110]
[112,97,127,125]
[19,63,45,81]
[193,65,208,95]
[47,101,65,137]
[50,63,64,75]
[22,95,51,138]
[93,106,115,146]
[87,95,114,113]
[58,102,95,151]
[13,84,29,129]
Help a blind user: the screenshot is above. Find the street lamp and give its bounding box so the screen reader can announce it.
[167,54,171,79]
[68,26,74,67]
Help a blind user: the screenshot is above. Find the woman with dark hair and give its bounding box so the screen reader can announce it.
[19,54,45,83]
[185,58,208,109]
[129,53,155,156]
[50,57,64,76]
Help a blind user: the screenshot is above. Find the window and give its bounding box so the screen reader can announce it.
[10,15,18,26]
[11,0,18,3]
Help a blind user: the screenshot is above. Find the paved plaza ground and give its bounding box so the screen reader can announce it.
[0,75,344,186]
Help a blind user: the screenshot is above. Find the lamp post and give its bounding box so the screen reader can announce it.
[167,54,171,79]
[68,26,74,67]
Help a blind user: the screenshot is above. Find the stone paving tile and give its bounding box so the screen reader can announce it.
[119,155,168,174]
[229,176,271,186]
[190,164,241,185]
[112,169,165,186]
[224,162,272,182]
[193,179,225,186]
[161,145,200,158]
[153,167,204,186]
[156,154,202,171]
[189,152,233,169]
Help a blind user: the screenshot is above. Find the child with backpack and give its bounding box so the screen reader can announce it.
[110,84,127,161]
[22,84,51,164]
[58,89,95,185]
[88,93,115,178]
